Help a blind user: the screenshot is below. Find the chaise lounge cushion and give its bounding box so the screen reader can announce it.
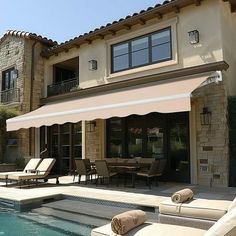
[205,207,236,236]
[227,197,236,212]
[91,222,206,236]
[159,198,231,221]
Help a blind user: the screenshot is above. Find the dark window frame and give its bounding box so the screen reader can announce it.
[111,27,172,73]
[106,112,190,182]
[2,67,16,91]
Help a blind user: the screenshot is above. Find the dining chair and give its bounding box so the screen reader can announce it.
[135,159,167,189]
[95,160,118,186]
[75,159,96,184]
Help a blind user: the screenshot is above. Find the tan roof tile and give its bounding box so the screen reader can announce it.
[0,30,57,46]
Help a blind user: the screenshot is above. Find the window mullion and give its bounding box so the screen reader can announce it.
[149,35,152,64]
[129,41,132,69]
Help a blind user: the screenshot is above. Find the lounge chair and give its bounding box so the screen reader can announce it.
[7,158,56,187]
[0,158,42,186]
[91,206,236,236]
[159,197,233,230]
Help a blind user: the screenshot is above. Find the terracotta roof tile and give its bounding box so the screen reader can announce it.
[0,30,57,46]
[42,0,209,57]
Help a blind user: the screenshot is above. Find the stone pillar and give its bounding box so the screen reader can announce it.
[192,81,229,187]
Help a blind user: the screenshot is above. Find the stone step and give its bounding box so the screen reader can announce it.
[42,199,137,220]
[40,199,157,222]
[32,206,109,227]
[19,212,93,236]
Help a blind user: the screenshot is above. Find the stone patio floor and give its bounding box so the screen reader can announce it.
[0,176,235,208]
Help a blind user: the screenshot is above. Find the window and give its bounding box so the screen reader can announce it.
[111,27,171,73]
[2,67,17,91]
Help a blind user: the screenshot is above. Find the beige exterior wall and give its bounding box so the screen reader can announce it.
[44,0,223,92]
[219,1,236,96]
[42,0,235,186]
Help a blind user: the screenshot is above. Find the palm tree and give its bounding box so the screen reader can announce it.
[0,106,20,162]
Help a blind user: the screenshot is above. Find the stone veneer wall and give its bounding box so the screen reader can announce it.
[192,80,229,187]
[85,120,103,161]
[0,36,46,162]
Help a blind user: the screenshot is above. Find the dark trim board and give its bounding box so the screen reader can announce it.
[41,61,229,104]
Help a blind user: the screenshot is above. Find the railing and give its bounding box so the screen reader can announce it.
[47,78,79,97]
[0,88,20,104]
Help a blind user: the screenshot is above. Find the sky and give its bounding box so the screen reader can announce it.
[1,0,162,43]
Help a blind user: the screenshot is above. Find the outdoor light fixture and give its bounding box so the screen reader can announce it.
[86,121,96,132]
[200,107,212,125]
[188,30,199,44]
[88,60,97,70]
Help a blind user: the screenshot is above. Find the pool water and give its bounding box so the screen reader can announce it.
[0,211,92,236]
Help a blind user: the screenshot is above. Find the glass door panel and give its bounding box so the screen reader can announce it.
[127,116,143,157]
[168,113,190,182]
[107,118,123,157]
[147,127,164,159]
[60,123,70,174]
[74,122,82,159]
[50,125,59,173]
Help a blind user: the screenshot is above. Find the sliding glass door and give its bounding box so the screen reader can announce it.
[106,112,190,183]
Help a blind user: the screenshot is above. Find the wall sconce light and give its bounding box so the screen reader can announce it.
[88,60,97,70]
[188,30,199,44]
[200,107,211,125]
[86,121,96,132]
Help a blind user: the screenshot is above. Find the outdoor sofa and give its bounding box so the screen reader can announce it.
[91,205,236,236]
[0,158,42,186]
[158,197,233,229]
[6,158,56,186]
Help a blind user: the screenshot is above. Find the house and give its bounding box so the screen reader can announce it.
[5,0,236,187]
[0,30,56,163]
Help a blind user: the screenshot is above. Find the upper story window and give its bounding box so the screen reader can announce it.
[47,57,79,97]
[2,67,17,91]
[111,27,172,73]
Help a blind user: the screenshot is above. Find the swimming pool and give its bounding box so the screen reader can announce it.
[0,210,93,236]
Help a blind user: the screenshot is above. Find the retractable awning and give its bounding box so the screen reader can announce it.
[7,73,211,131]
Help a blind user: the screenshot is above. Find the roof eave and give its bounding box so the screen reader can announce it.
[41,60,229,104]
[41,0,202,58]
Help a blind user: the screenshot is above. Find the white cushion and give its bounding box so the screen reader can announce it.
[204,207,236,236]
[91,223,206,236]
[160,199,231,221]
[228,197,236,211]
[23,158,41,172]
[36,158,55,174]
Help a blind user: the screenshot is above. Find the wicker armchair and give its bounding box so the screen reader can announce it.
[135,159,166,189]
[95,160,118,186]
[75,159,96,184]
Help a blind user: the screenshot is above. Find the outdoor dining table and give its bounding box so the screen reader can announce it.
[107,162,150,187]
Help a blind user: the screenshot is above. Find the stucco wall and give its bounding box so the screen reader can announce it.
[42,0,233,186]
[43,0,223,93]
[219,1,236,96]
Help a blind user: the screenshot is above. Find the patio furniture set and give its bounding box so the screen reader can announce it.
[74,158,167,188]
